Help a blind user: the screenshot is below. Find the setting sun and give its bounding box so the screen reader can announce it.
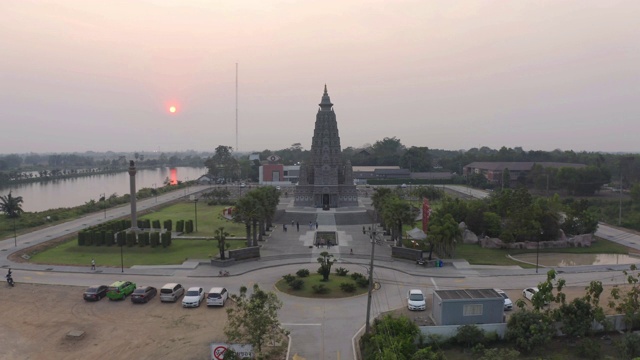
[169,106,176,113]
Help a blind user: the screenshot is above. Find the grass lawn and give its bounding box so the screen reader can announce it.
[28,238,247,267]
[139,203,246,237]
[455,237,630,267]
[275,272,370,298]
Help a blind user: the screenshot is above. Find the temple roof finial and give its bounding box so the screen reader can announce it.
[319,84,333,110]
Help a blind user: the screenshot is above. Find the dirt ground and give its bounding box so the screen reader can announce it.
[0,283,229,360]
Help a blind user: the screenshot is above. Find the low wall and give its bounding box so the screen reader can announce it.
[391,246,423,261]
[229,246,260,261]
[419,323,507,342]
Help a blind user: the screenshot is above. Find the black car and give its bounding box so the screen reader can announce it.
[83,285,109,301]
[131,286,158,304]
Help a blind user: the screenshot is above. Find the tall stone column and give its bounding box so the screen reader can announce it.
[128,160,139,230]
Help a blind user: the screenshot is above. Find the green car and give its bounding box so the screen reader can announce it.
[106,281,136,300]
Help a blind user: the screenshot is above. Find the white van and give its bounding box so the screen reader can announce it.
[206,287,228,307]
[160,283,185,302]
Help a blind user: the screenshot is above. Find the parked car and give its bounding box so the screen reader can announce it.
[182,287,205,308]
[407,289,426,311]
[206,287,229,307]
[160,283,185,302]
[106,281,136,300]
[494,289,513,311]
[522,287,539,302]
[131,286,158,304]
[83,285,108,301]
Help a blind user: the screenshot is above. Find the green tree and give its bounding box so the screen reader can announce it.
[316,251,335,281]
[361,314,444,360]
[0,191,24,246]
[224,284,288,357]
[501,168,511,189]
[505,310,555,352]
[381,197,417,246]
[400,146,432,172]
[233,194,263,247]
[428,212,461,258]
[372,137,406,166]
[609,265,640,331]
[214,227,230,260]
[204,145,240,181]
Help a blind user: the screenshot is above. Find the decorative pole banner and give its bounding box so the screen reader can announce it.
[422,198,431,234]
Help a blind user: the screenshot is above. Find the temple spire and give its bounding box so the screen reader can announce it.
[319,84,333,110]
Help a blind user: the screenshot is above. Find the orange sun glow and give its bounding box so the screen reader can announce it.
[169,106,177,113]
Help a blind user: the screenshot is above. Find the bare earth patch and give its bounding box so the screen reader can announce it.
[0,283,228,360]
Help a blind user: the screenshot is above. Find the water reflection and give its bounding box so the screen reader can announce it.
[512,253,640,267]
[0,167,205,212]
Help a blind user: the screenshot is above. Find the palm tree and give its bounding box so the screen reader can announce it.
[233,195,260,247]
[0,191,24,247]
[428,212,461,258]
[381,197,417,246]
[214,227,230,260]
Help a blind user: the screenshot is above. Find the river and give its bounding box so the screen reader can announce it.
[0,167,206,212]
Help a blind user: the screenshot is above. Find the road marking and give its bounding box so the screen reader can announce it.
[281,323,322,326]
[431,278,439,290]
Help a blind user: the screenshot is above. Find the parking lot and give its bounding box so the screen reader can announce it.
[0,283,228,360]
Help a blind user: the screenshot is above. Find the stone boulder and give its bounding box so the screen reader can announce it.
[462,229,479,244]
[480,237,504,249]
[568,233,593,247]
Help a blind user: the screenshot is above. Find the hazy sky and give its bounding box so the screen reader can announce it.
[2,1,639,154]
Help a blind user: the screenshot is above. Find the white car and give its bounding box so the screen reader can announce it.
[206,287,229,307]
[407,289,426,311]
[182,287,205,308]
[494,289,513,311]
[522,287,539,302]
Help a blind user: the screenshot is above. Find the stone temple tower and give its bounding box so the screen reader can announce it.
[294,86,358,208]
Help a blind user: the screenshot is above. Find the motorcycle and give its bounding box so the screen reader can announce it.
[218,270,230,277]
[6,273,14,287]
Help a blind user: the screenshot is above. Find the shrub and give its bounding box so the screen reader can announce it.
[282,274,296,284]
[478,348,521,360]
[506,309,554,352]
[335,267,349,276]
[455,324,485,349]
[126,232,137,247]
[355,277,369,288]
[176,220,184,233]
[105,231,114,246]
[163,219,172,231]
[576,338,601,360]
[116,231,126,246]
[351,272,365,281]
[77,231,87,246]
[152,220,161,229]
[150,232,160,247]
[616,332,640,359]
[185,220,194,233]
[296,269,310,277]
[289,279,304,290]
[161,232,171,248]
[312,284,329,294]
[340,283,356,292]
[138,232,149,246]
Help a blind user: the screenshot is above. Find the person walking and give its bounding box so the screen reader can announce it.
[91,258,96,271]
[309,221,313,230]
[315,221,318,229]
[296,221,299,232]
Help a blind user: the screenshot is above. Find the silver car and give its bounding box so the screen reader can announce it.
[182,287,204,308]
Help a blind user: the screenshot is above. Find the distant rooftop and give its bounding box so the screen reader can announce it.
[435,289,501,300]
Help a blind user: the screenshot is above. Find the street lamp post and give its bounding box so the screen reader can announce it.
[364,211,378,335]
[99,193,106,219]
[153,183,157,203]
[120,241,124,273]
[190,195,199,232]
[536,230,543,274]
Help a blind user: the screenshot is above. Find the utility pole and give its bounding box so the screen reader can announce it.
[365,211,377,334]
